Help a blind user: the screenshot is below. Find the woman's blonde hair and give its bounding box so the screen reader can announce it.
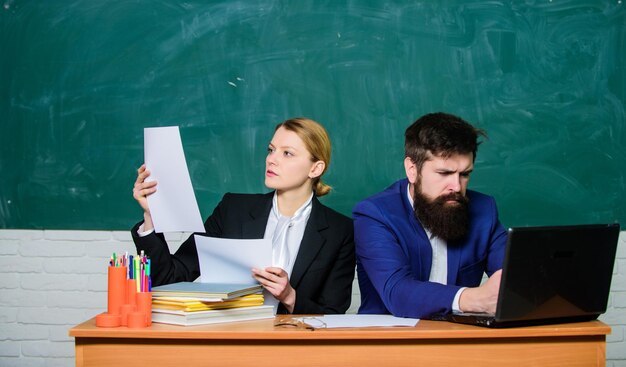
[275,117,332,197]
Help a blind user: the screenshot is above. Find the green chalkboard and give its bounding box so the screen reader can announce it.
[2,1,625,230]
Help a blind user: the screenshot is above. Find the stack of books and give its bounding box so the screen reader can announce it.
[150,282,274,326]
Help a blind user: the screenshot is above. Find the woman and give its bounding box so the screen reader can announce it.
[131,118,355,314]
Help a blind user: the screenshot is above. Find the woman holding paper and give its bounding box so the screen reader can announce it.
[131,117,355,314]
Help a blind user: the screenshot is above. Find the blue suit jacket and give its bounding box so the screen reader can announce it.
[353,179,507,319]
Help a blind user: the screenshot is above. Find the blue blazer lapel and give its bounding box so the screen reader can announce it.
[401,180,432,281]
[410,216,433,281]
[446,239,461,285]
[289,197,327,288]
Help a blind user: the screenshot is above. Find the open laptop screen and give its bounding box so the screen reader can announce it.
[495,223,620,323]
[446,223,620,328]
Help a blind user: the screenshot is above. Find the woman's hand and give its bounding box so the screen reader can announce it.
[132,164,157,230]
[252,267,296,313]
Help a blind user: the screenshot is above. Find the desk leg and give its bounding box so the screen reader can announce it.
[74,339,84,367]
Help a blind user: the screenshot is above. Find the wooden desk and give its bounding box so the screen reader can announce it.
[69,317,609,367]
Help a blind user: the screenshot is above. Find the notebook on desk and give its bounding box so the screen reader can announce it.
[446,223,620,328]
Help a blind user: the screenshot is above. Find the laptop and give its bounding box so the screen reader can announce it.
[446,223,620,328]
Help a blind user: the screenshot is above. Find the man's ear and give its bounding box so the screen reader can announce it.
[309,160,325,179]
[404,157,418,184]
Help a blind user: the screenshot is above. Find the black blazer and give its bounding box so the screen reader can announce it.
[131,192,355,314]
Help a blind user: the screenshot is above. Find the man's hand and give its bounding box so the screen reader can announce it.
[458,269,502,314]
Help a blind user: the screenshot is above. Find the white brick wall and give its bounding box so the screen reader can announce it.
[0,229,624,366]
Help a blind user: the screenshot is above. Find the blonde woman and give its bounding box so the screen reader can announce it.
[131,118,355,314]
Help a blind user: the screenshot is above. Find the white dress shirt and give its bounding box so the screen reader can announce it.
[263,192,313,276]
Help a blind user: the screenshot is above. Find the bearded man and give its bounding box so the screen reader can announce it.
[353,112,507,319]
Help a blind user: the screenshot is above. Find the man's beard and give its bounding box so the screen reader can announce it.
[413,182,470,242]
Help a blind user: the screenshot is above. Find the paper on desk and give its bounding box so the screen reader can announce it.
[295,314,419,329]
[195,235,279,313]
[144,126,204,233]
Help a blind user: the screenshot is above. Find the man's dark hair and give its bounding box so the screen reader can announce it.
[404,112,486,172]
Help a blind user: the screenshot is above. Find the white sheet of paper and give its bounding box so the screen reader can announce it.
[295,314,420,329]
[144,126,204,233]
[195,236,272,283]
[195,235,279,313]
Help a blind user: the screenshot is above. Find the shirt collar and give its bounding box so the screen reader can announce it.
[272,191,314,220]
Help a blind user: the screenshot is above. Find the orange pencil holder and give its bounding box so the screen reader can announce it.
[96,265,127,327]
[120,304,136,326]
[126,279,137,306]
[107,266,127,315]
[136,291,152,326]
[128,292,152,328]
[96,264,152,328]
